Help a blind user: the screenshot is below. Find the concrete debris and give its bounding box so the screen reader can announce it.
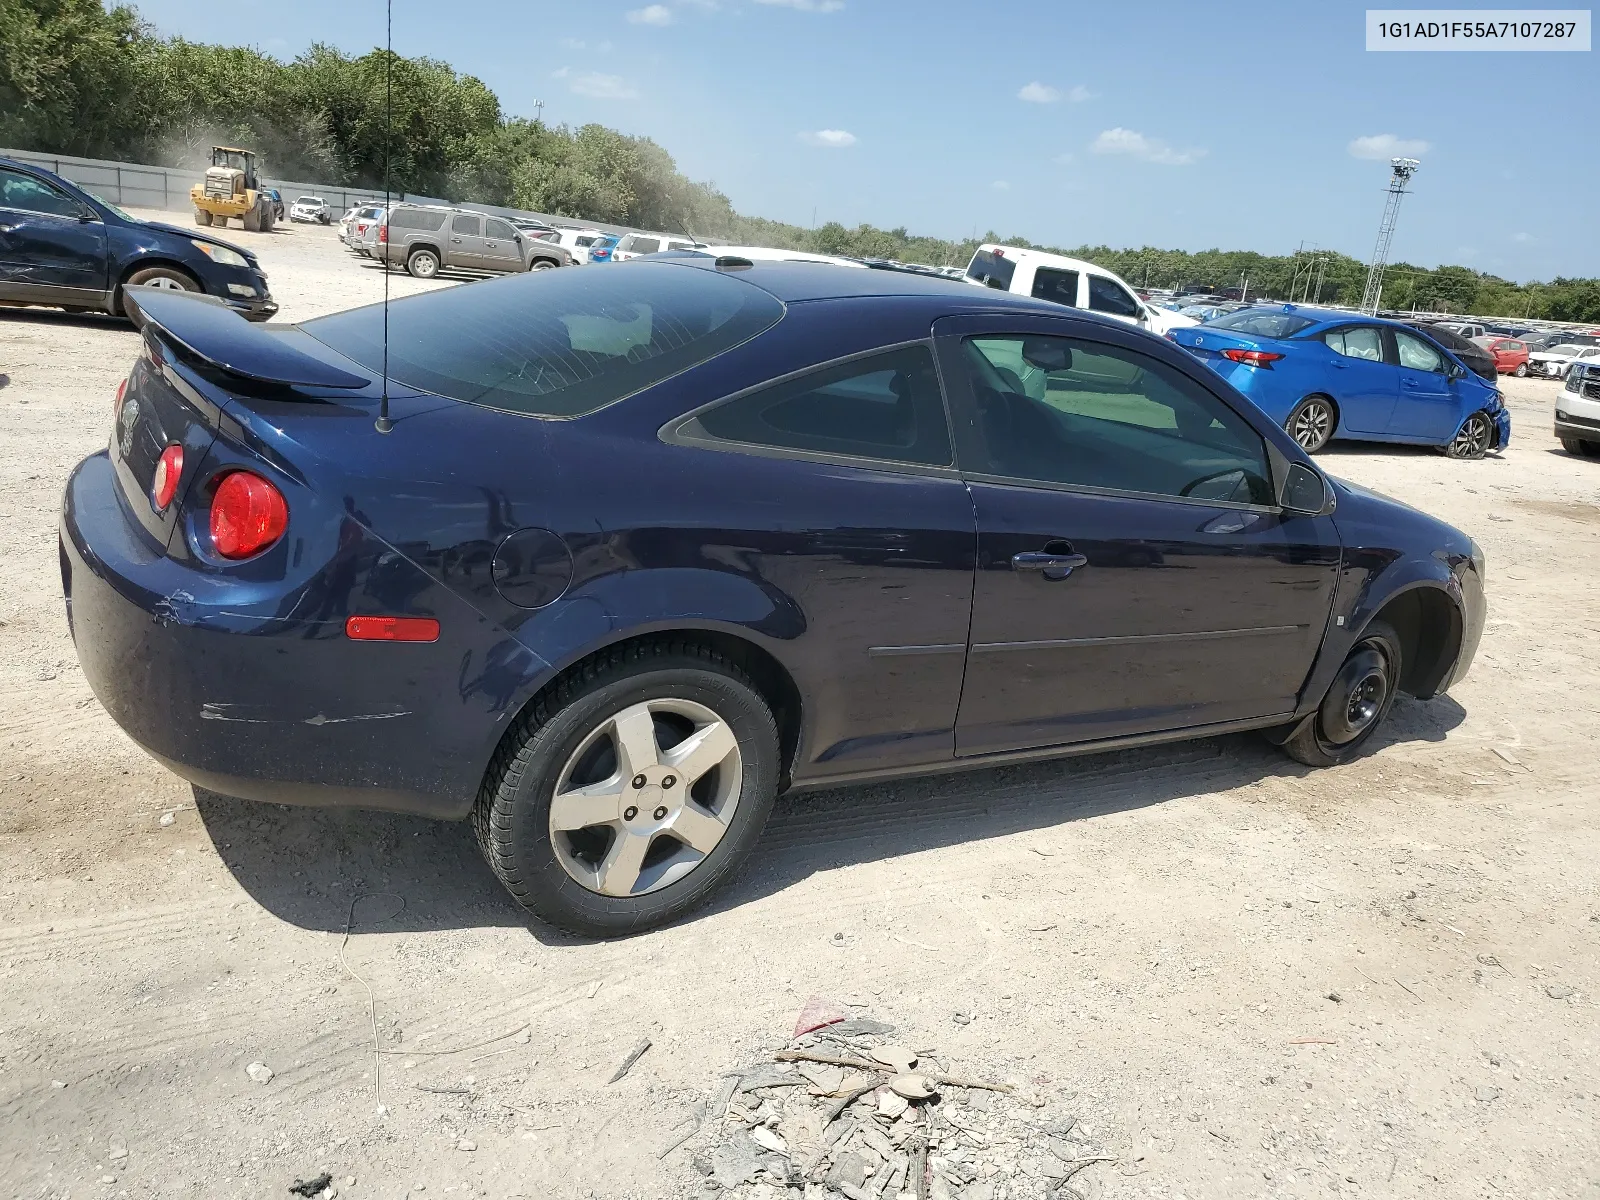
[246,1062,275,1084]
[681,1010,1117,1199]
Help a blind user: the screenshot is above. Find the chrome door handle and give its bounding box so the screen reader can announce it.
[1011,551,1088,581]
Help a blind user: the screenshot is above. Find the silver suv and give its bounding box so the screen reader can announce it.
[371,204,572,278]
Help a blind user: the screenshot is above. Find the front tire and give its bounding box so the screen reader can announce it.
[1286,396,1335,454]
[193,209,213,226]
[1560,436,1600,458]
[529,258,556,270]
[1281,620,1402,768]
[473,641,780,937]
[1445,411,1493,459]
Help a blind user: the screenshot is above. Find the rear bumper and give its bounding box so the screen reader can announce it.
[60,450,527,820]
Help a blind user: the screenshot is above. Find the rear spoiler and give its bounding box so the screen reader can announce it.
[123,286,369,389]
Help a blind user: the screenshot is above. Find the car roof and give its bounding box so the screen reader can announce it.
[973,242,1110,276]
[650,256,1074,310]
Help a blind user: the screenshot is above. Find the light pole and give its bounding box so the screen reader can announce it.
[1360,157,1421,315]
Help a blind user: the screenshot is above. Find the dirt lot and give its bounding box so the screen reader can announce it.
[1,215,1597,1200]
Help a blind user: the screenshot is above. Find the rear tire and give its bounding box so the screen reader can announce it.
[1281,620,1402,768]
[1514,363,1528,377]
[473,641,780,937]
[406,248,440,279]
[1286,396,1335,454]
[1444,411,1492,459]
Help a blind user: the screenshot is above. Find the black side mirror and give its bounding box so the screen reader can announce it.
[1020,337,1072,372]
[1281,462,1333,516]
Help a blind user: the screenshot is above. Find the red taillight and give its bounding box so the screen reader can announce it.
[151,444,183,510]
[1221,348,1285,368]
[345,616,440,643]
[115,378,127,411]
[992,248,1005,257]
[209,471,288,559]
[378,223,388,244]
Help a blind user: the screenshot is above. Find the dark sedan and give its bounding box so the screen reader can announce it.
[60,260,1486,935]
[0,156,276,322]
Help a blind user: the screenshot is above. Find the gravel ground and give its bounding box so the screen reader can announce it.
[1,214,1597,1199]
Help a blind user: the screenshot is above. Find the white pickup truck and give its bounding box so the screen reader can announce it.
[963,244,1197,336]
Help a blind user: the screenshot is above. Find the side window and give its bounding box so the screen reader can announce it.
[630,237,662,254]
[689,344,952,467]
[1086,275,1141,318]
[451,214,482,236]
[956,335,1273,505]
[1505,341,1525,352]
[484,218,518,240]
[0,168,84,218]
[1324,327,1383,361]
[1030,267,1080,308]
[1394,330,1445,372]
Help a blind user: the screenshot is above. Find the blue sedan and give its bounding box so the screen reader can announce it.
[1170,305,1509,458]
[0,156,277,321]
[61,262,1486,935]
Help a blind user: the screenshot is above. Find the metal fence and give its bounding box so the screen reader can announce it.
[1,147,702,242]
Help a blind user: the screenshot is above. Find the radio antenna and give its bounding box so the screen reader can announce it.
[375,0,394,434]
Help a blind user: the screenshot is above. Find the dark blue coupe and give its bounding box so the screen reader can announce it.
[61,260,1486,934]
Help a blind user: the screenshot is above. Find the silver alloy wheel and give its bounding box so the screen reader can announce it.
[1449,412,1491,458]
[1289,400,1333,451]
[549,698,743,898]
[147,275,187,290]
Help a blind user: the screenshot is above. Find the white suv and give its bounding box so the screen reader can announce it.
[552,227,605,261]
[963,244,1196,336]
[290,196,332,224]
[1555,360,1600,457]
[613,232,705,262]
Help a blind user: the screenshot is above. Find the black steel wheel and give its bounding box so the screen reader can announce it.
[1281,620,1402,767]
[1286,396,1335,454]
[1444,411,1492,460]
[473,640,780,937]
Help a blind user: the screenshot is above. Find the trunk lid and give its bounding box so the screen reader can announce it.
[1168,324,1278,368]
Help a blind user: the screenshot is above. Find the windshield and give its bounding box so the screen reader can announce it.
[304,261,785,417]
[1205,309,1317,338]
[296,196,322,204]
[77,187,135,222]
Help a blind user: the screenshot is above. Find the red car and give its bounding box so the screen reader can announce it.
[1473,336,1531,377]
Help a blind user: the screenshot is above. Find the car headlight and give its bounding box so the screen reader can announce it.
[191,240,250,268]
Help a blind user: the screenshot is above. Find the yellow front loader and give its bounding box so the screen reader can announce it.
[190,146,275,232]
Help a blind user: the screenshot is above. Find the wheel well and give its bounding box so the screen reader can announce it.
[1301,393,1340,427]
[497,630,804,785]
[1369,587,1461,699]
[406,243,442,260]
[113,260,203,313]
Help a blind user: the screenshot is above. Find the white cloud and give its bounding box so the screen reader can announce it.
[755,0,843,10]
[1512,231,1533,243]
[991,180,1010,191]
[1090,127,1205,166]
[559,37,586,49]
[628,3,674,23]
[799,129,857,147]
[567,72,639,100]
[1066,84,1094,103]
[1018,81,1060,103]
[1348,133,1430,160]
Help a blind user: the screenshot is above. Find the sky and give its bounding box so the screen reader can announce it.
[124,0,1598,282]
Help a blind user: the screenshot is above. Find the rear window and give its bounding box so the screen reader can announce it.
[390,208,447,231]
[303,262,785,418]
[621,235,662,254]
[965,250,1016,291]
[1206,309,1318,338]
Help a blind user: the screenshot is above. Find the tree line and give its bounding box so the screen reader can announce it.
[4,0,1595,322]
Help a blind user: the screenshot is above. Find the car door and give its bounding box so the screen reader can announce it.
[447,213,487,269]
[1319,324,1397,433]
[481,218,523,273]
[0,166,108,302]
[932,312,1340,756]
[662,341,977,780]
[1387,328,1461,440]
